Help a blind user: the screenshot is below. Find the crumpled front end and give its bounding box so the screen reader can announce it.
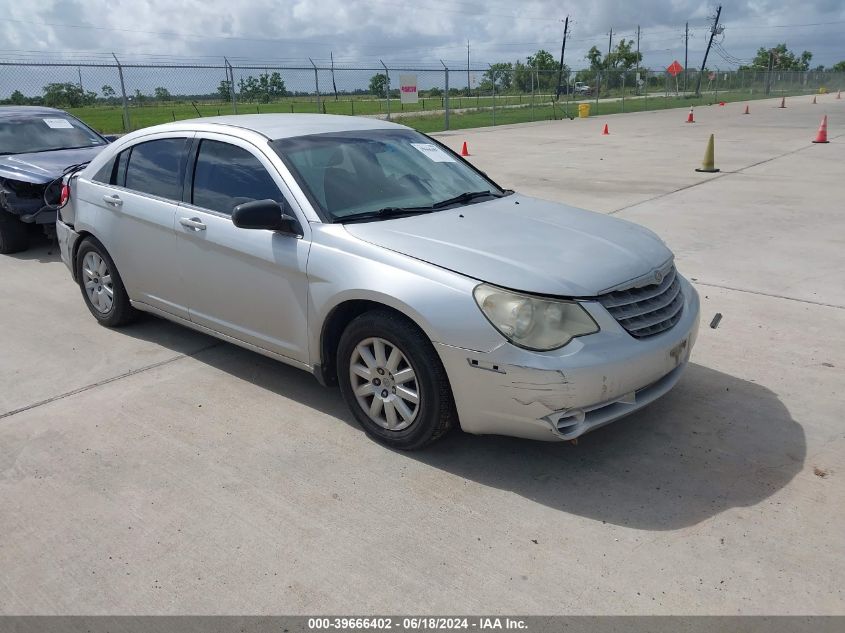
[435,275,700,441]
[0,177,59,224]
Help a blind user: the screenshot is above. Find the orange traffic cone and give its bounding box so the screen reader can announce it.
[460,141,470,156]
[601,123,609,135]
[779,96,786,108]
[686,107,695,123]
[743,104,750,115]
[812,115,829,144]
[812,95,817,104]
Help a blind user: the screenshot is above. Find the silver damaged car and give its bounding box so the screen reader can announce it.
[57,114,699,450]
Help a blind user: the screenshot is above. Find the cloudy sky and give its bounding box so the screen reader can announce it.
[1,0,844,71]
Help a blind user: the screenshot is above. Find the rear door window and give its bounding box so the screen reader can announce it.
[124,138,188,200]
[191,139,283,215]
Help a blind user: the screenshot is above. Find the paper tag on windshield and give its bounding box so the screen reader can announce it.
[410,143,455,163]
[43,118,74,129]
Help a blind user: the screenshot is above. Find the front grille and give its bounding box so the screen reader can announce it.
[598,265,684,338]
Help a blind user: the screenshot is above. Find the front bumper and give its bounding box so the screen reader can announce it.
[435,275,700,441]
[56,218,80,279]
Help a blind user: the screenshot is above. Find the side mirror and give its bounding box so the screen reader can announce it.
[103,134,121,143]
[232,199,302,235]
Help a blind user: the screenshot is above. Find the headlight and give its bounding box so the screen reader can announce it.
[473,284,599,351]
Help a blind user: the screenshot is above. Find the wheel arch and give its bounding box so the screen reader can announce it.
[315,297,435,387]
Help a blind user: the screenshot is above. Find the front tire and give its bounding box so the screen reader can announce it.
[76,237,137,327]
[337,310,456,450]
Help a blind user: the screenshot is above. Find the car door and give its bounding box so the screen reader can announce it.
[175,134,311,364]
[86,134,193,319]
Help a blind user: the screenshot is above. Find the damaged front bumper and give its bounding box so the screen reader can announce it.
[435,275,700,441]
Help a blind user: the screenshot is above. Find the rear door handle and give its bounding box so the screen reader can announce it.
[179,217,207,231]
[102,194,123,207]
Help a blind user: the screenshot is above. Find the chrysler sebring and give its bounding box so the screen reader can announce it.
[57,114,699,450]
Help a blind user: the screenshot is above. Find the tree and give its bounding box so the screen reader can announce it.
[42,83,85,108]
[153,87,171,101]
[482,62,513,91]
[9,90,26,105]
[606,39,641,71]
[235,73,287,103]
[586,39,641,71]
[133,89,146,104]
[369,73,388,97]
[101,85,116,100]
[217,80,232,101]
[747,44,813,71]
[832,61,845,72]
[266,72,287,97]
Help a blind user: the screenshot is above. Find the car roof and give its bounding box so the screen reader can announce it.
[0,105,68,117]
[134,113,409,140]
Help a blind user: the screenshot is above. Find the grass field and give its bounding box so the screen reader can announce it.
[68,86,824,135]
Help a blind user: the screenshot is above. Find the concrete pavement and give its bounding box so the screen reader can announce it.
[1,95,843,614]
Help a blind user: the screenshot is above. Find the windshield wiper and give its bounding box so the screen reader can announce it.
[431,190,503,209]
[336,206,436,224]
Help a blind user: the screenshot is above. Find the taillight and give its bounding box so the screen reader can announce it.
[59,184,70,207]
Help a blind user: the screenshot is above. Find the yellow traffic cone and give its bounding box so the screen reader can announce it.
[695,134,720,173]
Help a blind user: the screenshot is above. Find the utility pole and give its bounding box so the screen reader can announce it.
[467,40,471,94]
[695,4,722,97]
[608,27,613,57]
[77,67,84,94]
[555,16,570,100]
[684,22,689,93]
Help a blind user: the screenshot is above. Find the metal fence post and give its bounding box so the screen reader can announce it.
[111,53,131,132]
[441,60,450,130]
[380,60,390,120]
[530,66,535,121]
[595,72,600,111]
[489,64,496,126]
[224,57,237,114]
[309,58,321,113]
[621,72,625,113]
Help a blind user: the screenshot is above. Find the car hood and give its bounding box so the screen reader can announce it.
[0,146,106,184]
[343,194,673,296]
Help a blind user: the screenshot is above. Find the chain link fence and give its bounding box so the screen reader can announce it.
[2,60,843,135]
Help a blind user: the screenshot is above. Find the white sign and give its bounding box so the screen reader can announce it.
[400,74,418,104]
[410,143,455,163]
[43,118,74,129]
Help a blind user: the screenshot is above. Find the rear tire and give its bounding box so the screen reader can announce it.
[76,237,138,327]
[0,212,29,254]
[337,310,456,450]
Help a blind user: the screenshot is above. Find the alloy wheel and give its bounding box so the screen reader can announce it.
[81,251,114,314]
[349,337,420,431]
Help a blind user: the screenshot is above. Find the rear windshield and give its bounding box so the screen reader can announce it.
[0,115,105,155]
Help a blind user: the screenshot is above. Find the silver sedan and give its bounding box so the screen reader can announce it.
[57,114,699,450]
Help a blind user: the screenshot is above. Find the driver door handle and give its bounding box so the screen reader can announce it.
[102,194,123,207]
[179,217,207,231]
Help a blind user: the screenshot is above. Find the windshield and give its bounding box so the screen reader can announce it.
[0,114,106,155]
[271,129,505,222]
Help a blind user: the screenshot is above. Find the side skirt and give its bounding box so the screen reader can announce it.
[130,300,316,375]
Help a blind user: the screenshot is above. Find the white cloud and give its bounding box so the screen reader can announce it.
[1,0,844,70]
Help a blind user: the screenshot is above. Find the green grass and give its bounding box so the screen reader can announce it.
[67,87,825,136]
[67,93,542,134]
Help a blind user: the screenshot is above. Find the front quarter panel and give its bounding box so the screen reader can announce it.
[307,223,504,362]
